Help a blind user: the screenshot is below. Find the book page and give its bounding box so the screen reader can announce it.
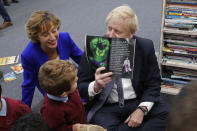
[85,35,136,78]
[109,38,135,78]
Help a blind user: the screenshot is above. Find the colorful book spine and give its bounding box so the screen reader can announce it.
[167,1,197,6]
[165,15,197,20]
[162,78,188,84]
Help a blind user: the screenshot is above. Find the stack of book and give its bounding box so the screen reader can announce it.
[167,0,197,5]
[160,0,197,95]
[165,0,197,31]
[162,33,197,67]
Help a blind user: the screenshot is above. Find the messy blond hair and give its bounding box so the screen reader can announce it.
[25,10,61,43]
[38,60,77,96]
[106,5,139,34]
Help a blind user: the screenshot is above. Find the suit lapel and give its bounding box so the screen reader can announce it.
[131,37,142,91]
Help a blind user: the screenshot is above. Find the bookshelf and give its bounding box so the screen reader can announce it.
[159,0,197,95]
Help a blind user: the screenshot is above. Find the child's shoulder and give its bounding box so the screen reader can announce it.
[4,97,32,113]
[4,97,21,105]
[68,89,84,107]
[0,97,32,129]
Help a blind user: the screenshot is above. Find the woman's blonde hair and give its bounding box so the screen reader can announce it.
[106,5,139,34]
[25,10,61,43]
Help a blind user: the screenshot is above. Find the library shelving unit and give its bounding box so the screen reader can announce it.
[159,0,197,95]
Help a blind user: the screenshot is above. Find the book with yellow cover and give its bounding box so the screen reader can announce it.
[3,72,17,82]
[0,55,19,66]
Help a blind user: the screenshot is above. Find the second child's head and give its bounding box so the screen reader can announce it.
[38,60,78,97]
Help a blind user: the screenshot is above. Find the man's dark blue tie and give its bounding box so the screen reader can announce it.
[115,77,124,108]
[87,80,115,123]
[87,78,124,122]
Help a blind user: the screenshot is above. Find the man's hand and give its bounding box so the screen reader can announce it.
[124,108,145,128]
[94,67,113,93]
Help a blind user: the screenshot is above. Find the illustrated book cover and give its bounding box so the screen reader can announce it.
[3,71,17,82]
[0,55,19,66]
[10,63,23,74]
[85,35,136,78]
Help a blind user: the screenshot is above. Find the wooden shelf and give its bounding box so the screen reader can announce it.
[159,0,197,95]
[159,0,197,71]
[163,28,197,36]
[161,60,197,70]
[163,51,197,57]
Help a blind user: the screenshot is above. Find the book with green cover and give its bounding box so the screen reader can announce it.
[85,35,136,78]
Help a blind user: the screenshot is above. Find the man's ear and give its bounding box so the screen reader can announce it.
[129,32,135,39]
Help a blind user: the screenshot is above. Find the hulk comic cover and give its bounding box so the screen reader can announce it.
[85,35,136,78]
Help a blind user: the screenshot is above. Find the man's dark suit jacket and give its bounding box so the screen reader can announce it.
[78,35,167,114]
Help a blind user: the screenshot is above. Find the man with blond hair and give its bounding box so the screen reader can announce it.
[78,5,169,131]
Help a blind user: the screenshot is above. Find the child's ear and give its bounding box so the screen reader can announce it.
[60,92,67,97]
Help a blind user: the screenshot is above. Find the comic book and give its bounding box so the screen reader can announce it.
[3,71,17,82]
[0,55,19,66]
[10,63,23,74]
[85,35,136,78]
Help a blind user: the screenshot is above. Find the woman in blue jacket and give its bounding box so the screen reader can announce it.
[21,10,82,107]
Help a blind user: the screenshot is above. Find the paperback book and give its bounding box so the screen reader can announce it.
[161,78,186,95]
[0,55,19,66]
[10,63,23,74]
[161,83,182,95]
[3,72,17,82]
[85,35,136,78]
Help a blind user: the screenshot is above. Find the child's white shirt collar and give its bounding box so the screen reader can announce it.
[0,98,7,116]
[47,94,68,103]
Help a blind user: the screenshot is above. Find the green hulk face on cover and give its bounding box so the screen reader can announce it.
[89,37,110,67]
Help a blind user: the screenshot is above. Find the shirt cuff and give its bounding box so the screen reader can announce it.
[138,102,154,113]
[88,81,102,97]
